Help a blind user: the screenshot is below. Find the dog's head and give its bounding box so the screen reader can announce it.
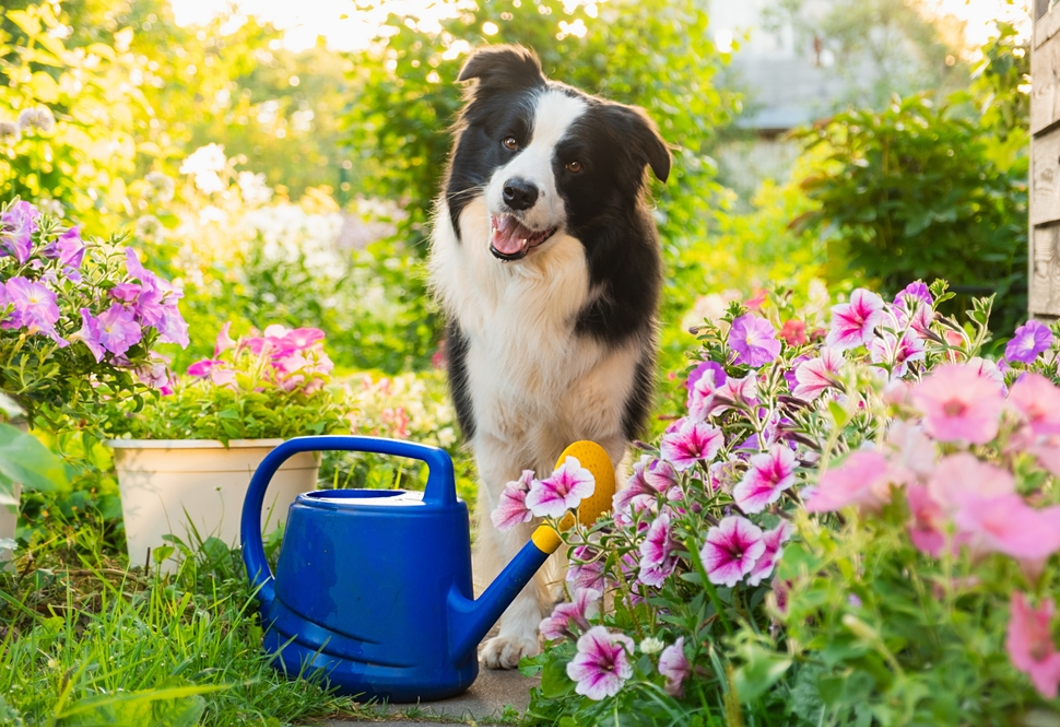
[445,45,670,261]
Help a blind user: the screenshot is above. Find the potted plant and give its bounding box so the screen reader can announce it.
[0,198,182,548]
[102,322,348,570]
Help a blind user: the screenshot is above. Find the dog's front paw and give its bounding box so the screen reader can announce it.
[480,635,539,669]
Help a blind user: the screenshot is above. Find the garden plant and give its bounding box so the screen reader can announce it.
[0,0,1048,725]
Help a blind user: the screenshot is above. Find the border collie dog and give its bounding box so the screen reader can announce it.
[429,45,670,669]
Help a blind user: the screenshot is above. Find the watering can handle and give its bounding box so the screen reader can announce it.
[240,435,456,606]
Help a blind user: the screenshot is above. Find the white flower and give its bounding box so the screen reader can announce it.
[180,144,228,194]
[18,106,54,133]
[0,121,21,144]
[639,637,665,655]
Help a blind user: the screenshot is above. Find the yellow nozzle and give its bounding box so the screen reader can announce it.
[531,441,616,554]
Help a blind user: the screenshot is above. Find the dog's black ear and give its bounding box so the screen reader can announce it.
[604,104,671,184]
[457,45,546,94]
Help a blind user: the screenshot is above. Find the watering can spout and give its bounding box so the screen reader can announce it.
[448,442,615,667]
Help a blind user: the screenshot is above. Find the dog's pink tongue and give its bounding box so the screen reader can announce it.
[491,216,532,256]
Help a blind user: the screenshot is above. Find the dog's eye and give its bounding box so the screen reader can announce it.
[503,136,519,150]
[565,160,582,173]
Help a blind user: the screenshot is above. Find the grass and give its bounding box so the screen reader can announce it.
[0,516,523,727]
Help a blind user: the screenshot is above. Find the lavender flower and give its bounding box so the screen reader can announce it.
[1005,320,1054,364]
[728,314,781,368]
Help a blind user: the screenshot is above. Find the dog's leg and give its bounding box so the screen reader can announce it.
[474,435,547,669]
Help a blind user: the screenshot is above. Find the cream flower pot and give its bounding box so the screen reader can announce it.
[108,438,320,572]
[0,483,20,565]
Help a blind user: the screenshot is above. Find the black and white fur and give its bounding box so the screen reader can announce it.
[428,46,670,669]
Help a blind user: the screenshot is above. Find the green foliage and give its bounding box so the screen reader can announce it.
[342,0,737,249]
[0,4,164,231]
[792,93,1027,335]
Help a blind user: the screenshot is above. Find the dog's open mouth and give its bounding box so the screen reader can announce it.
[490,215,559,261]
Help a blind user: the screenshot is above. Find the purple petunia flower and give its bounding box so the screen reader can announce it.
[893,281,932,307]
[540,587,601,641]
[5,276,63,344]
[566,626,634,700]
[77,304,142,362]
[491,470,535,531]
[826,288,884,351]
[686,360,727,421]
[0,201,38,265]
[728,314,782,368]
[732,445,797,514]
[1006,320,1054,364]
[525,456,595,518]
[658,637,691,697]
[700,515,766,588]
[746,522,793,586]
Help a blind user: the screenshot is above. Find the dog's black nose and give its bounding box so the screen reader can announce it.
[502,179,538,211]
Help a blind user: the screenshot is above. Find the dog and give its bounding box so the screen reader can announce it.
[428,45,670,669]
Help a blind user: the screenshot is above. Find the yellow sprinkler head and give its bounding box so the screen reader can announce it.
[532,441,616,554]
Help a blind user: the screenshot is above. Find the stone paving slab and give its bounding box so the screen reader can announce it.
[323,667,538,725]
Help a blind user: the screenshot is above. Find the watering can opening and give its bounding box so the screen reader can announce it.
[301,489,427,507]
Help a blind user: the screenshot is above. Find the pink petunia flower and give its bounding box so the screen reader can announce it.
[638,511,678,587]
[187,359,223,379]
[732,445,798,514]
[686,360,727,421]
[660,418,724,472]
[909,364,1005,445]
[804,450,893,513]
[927,453,1014,514]
[869,329,925,378]
[953,494,1060,566]
[214,321,236,355]
[905,484,948,557]
[884,420,936,480]
[540,587,601,641]
[700,516,766,587]
[1005,320,1054,364]
[658,636,691,697]
[793,347,845,401]
[778,319,808,347]
[711,373,758,415]
[747,521,793,586]
[566,626,635,700]
[728,314,781,368]
[491,470,535,531]
[525,456,595,518]
[1007,592,1060,698]
[1008,373,1060,439]
[826,288,884,351]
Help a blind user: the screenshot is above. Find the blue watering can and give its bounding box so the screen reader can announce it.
[240,435,614,703]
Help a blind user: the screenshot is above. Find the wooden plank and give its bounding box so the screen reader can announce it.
[1030,225,1060,315]
[1031,128,1060,225]
[1032,33,1060,135]
[1037,4,1060,49]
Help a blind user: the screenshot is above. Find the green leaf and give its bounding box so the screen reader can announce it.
[732,641,791,703]
[540,656,574,699]
[0,424,67,493]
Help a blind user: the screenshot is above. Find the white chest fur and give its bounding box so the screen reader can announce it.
[429,197,637,466]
